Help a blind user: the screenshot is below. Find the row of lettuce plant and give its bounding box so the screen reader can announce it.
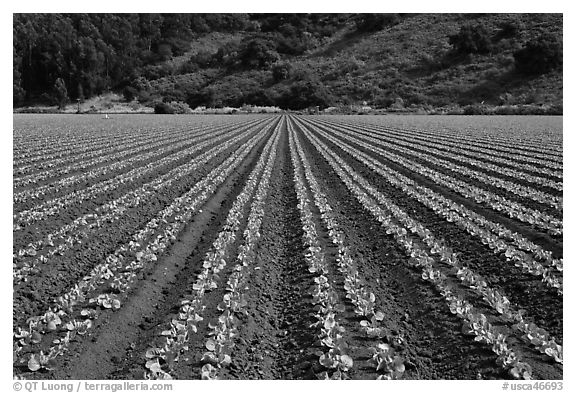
[199,120,282,380]
[13,125,272,375]
[13,121,274,284]
[143,119,282,380]
[13,125,151,166]
[294,118,536,379]
[14,124,193,187]
[13,118,271,229]
[304,119,563,287]
[13,119,262,203]
[13,116,252,175]
[309,120,562,236]
[325,118,562,179]
[298,119,563,367]
[289,120,405,380]
[350,117,562,162]
[286,123,355,380]
[314,118,562,210]
[14,126,168,176]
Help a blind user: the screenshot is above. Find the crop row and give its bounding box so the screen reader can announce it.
[13,116,265,168]
[355,118,562,160]
[14,125,186,180]
[294,117,549,379]
[341,118,563,173]
[315,119,562,210]
[143,119,283,380]
[297,117,562,366]
[309,119,562,235]
[300,119,563,285]
[13,118,273,230]
[199,120,281,380]
[13,128,134,164]
[12,122,172,167]
[13,121,273,284]
[289,119,405,380]
[13,118,267,205]
[14,117,264,183]
[14,119,276,374]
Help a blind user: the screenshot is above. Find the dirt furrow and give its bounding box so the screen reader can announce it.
[293,120,502,380]
[307,127,563,344]
[29,129,272,380]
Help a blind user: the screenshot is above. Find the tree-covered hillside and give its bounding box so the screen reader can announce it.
[13,13,562,113]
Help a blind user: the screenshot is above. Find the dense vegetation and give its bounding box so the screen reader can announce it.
[13,13,562,112]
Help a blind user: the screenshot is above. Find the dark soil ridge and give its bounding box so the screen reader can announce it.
[292,118,504,380]
[13,117,266,193]
[304,120,563,343]
[315,118,562,219]
[332,118,563,182]
[30,123,274,380]
[309,119,563,258]
[161,124,282,380]
[95,119,281,379]
[12,120,271,250]
[225,128,318,379]
[13,126,193,190]
[12,119,266,214]
[290,126,414,379]
[294,118,562,379]
[12,130,264,330]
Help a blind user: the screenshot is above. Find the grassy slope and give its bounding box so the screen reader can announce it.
[135,14,565,110]
[292,13,563,108]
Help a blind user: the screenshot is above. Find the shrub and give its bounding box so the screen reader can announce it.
[279,78,334,110]
[137,90,152,105]
[168,101,192,114]
[243,89,274,106]
[178,61,199,74]
[355,14,399,32]
[188,50,213,69]
[463,104,490,115]
[154,101,192,114]
[514,33,562,75]
[239,39,280,69]
[497,19,524,39]
[54,78,69,109]
[154,102,175,114]
[449,24,493,55]
[14,84,25,106]
[271,62,291,82]
[123,86,138,102]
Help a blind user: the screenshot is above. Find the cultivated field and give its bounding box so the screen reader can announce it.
[13,114,563,380]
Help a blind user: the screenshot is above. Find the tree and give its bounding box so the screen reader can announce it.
[449,24,492,55]
[514,33,562,75]
[272,62,291,82]
[243,88,274,106]
[280,78,334,109]
[77,83,85,103]
[123,86,138,102]
[239,39,279,69]
[355,14,399,32]
[54,78,69,109]
[496,19,524,40]
[154,102,175,114]
[13,46,25,106]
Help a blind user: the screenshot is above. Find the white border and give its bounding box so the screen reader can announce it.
[3,4,571,392]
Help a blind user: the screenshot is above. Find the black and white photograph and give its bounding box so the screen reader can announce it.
[9,5,568,390]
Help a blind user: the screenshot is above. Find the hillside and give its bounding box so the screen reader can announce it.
[13,13,562,114]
